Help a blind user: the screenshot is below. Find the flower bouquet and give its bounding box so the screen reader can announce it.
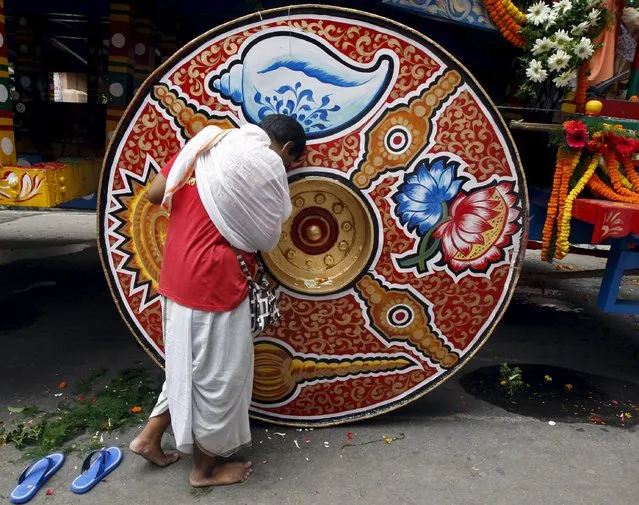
[485,0,611,110]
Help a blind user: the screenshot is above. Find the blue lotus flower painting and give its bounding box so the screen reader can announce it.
[393,156,466,272]
[394,157,464,236]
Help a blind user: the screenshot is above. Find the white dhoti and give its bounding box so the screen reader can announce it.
[150,296,253,457]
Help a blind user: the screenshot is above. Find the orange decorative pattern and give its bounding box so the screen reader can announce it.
[355,274,459,368]
[302,132,362,173]
[151,84,237,139]
[253,341,419,404]
[352,70,463,189]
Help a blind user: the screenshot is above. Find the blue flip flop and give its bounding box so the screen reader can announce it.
[70,447,123,494]
[9,453,65,504]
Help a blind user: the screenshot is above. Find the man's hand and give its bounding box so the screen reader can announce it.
[146,173,167,205]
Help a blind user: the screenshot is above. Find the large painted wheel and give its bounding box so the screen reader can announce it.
[98,5,528,427]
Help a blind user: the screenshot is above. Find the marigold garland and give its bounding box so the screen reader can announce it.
[602,157,635,190]
[574,66,589,114]
[484,0,525,47]
[556,154,601,260]
[501,0,527,24]
[556,148,581,243]
[587,174,639,203]
[622,156,639,192]
[541,149,571,261]
[542,120,639,263]
[541,150,568,260]
[619,171,633,190]
[604,150,639,200]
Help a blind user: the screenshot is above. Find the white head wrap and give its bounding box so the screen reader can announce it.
[162,124,291,252]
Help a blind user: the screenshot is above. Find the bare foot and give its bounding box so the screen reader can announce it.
[129,436,180,467]
[189,461,253,487]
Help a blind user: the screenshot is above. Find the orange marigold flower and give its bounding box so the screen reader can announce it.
[130,406,143,414]
[58,381,68,389]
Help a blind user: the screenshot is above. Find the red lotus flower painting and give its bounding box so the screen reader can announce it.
[433,182,521,273]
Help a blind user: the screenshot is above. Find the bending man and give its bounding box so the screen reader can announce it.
[130,114,306,487]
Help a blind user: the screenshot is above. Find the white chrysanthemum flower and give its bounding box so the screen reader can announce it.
[554,30,573,47]
[574,37,595,60]
[527,1,551,25]
[571,21,590,36]
[545,10,558,28]
[553,70,577,88]
[532,37,556,55]
[548,50,571,71]
[587,0,602,9]
[526,59,548,83]
[552,0,572,14]
[587,8,601,25]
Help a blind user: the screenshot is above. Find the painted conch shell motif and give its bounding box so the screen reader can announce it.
[209,31,396,139]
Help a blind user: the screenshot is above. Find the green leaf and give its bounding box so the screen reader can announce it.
[8,406,25,414]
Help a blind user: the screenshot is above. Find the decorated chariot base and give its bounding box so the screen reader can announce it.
[542,116,639,261]
[98,6,527,426]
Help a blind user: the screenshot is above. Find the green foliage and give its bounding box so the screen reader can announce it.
[1,368,162,459]
[499,363,527,396]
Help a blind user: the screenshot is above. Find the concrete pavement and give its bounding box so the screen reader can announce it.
[0,210,95,266]
[0,210,638,504]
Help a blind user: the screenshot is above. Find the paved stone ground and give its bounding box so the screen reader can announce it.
[0,210,638,505]
[0,210,95,266]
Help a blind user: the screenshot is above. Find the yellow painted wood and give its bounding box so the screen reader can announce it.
[0,158,99,208]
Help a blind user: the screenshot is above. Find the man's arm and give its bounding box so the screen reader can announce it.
[146,153,178,204]
[146,173,167,205]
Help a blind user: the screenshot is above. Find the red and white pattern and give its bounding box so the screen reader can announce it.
[98,7,527,426]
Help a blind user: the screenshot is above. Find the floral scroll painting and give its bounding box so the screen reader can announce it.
[98,6,528,427]
[382,0,498,31]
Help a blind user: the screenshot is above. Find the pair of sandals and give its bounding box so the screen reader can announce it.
[9,447,123,504]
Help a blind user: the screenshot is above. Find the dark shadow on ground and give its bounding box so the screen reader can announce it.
[461,364,639,429]
[2,248,639,435]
